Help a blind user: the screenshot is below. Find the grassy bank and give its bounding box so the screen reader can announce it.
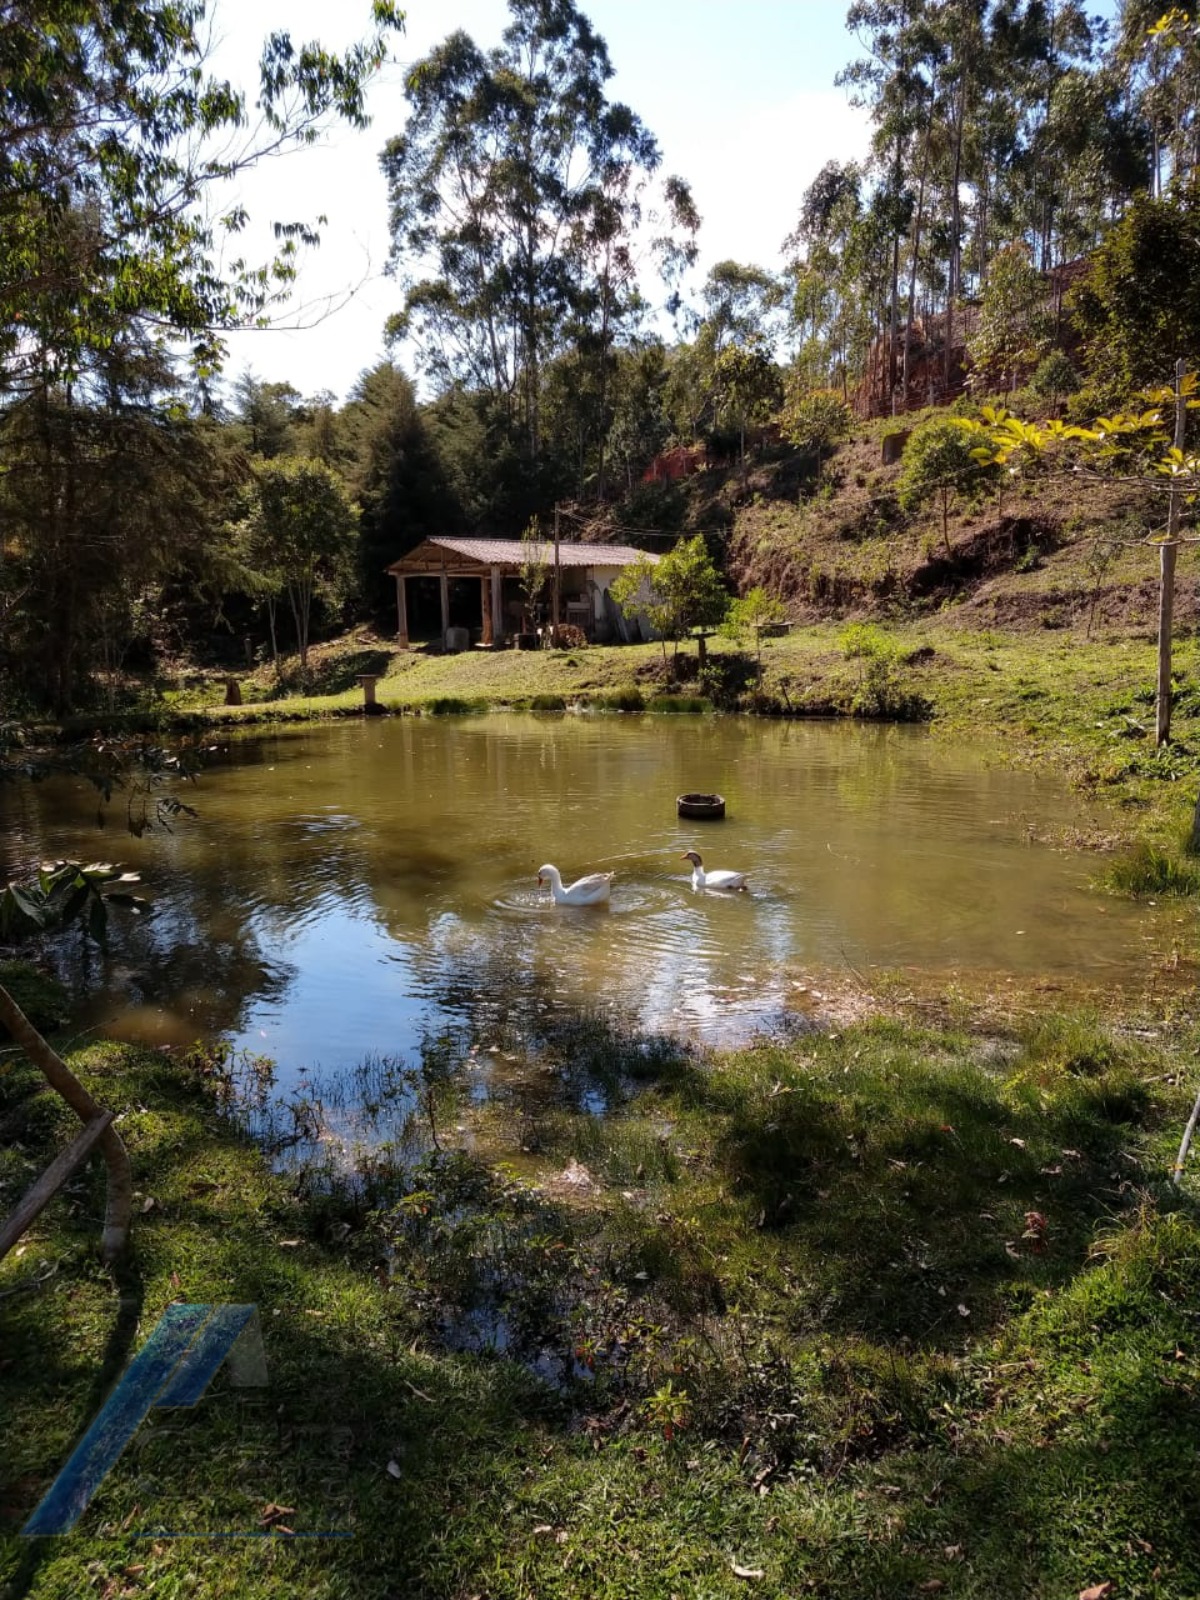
[3,998,1200,1598]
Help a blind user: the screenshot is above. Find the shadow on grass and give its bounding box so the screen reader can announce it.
[258,648,395,702]
[693,1014,1164,1344]
[3,1008,1199,1598]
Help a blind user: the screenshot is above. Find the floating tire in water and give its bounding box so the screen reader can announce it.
[677,792,726,820]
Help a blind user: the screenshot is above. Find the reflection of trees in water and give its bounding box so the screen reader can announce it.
[403,942,691,1115]
[22,776,394,1036]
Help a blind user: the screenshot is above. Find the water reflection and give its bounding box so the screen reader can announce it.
[0,714,1182,1090]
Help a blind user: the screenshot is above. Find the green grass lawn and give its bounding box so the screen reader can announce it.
[3,998,1200,1598]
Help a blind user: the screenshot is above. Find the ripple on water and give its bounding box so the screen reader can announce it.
[293,810,361,835]
[490,879,680,917]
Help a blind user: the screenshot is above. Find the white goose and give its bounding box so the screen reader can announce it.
[682,849,748,892]
[536,864,614,907]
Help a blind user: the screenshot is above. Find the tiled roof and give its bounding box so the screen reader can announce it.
[388,536,656,573]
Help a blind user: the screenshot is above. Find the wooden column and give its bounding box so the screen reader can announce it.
[439,568,450,646]
[395,574,409,649]
[491,566,504,645]
[552,504,561,640]
[480,575,493,645]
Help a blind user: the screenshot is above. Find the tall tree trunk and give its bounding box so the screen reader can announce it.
[902,88,935,404]
[944,72,967,395]
[888,132,903,410]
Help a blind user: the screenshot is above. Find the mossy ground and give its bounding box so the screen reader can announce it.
[3,998,1200,1599]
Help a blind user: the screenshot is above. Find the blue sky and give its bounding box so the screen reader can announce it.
[209,0,872,402]
[209,0,1119,403]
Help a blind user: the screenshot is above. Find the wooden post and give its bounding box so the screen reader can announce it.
[356,674,380,711]
[0,1111,114,1260]
[491,566,504,646]
[0,984,132,1264]
[395,574,409,649]
[552,505,561,643]
[439,567,450,648]
[480,575,493,645]
[1156,358,1187,747]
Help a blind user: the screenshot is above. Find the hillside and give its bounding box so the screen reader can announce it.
[587,412,1189,644]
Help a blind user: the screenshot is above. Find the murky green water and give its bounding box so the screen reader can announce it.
[1,714,1185,1089]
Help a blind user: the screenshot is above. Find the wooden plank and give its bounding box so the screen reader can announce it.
[0,1111,115,1261]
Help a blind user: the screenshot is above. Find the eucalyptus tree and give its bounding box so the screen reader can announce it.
[783,161,875,396]
[381,0,696,479]
[1116,0,1200,198]
[838,0,934,397]
[668,261,785,451]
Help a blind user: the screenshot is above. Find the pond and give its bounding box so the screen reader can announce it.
[1,714,1184,1096]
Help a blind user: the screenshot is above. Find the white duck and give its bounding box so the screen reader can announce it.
[681,849,748,892]
[536,864,614,907]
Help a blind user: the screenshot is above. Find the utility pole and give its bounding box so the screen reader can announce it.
[552,503,561,644]
[1156,357,1188,747]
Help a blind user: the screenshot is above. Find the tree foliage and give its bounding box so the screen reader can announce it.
[611,536,729,668]
[898,415,996,552]
[381,0,697,482]
[238,457,359,669]
[968,244,1053,393]
[1,0,403,395]
[1070,190,1200,394]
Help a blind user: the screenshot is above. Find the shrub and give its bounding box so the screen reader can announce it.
[427,697,483,716]
[647,695,710,713]
[1030,350,1080,404]
[596,688,645,712]
[530,694,567,711]
[840,622,899,661]
[851,656,930,720]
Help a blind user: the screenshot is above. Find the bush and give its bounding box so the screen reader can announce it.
[530,694,567,711]
[1030,350,1080,403]
[840,622,899,661]
[851,656,930,720]
[596,688,645,712]
[647,696,710,713]
[427,697,484,716]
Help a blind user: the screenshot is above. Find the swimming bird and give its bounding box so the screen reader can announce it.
[536,864,614,907]
[681,850,748,892]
